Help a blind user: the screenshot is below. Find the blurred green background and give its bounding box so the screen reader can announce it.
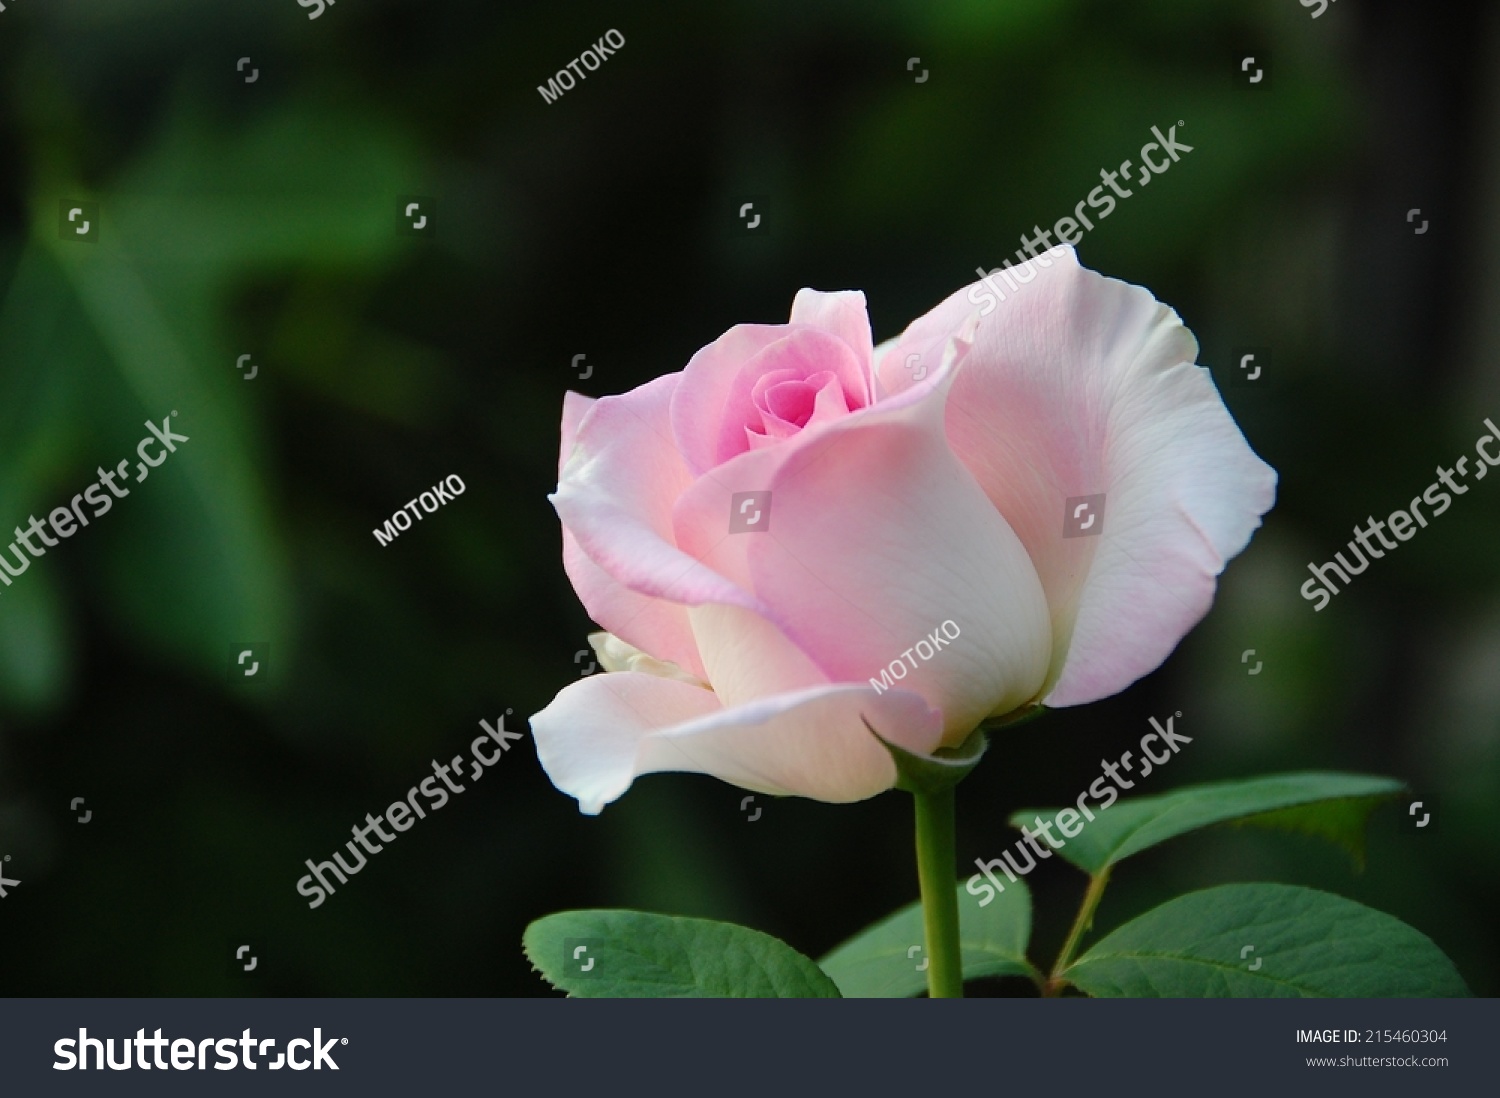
[1,0,1497,996]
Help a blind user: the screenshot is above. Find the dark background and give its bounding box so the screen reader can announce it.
[1,0,1497,996]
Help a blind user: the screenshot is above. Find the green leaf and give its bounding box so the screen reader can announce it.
[866,719,987,794]
[523,910,841,998]
[819,878,1037,996]
[1010,772,1404,876]
[1063,883,1469,998]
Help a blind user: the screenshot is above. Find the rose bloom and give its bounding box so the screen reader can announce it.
[533,247,1275,813]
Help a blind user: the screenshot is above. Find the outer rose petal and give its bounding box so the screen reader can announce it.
[530,672,944,814]
[561,535,709,680]
[559,390,595,476]
[673,336,1052,739]
[554,373,764,620]
[880,247,1276,706]
[558,391,707,677]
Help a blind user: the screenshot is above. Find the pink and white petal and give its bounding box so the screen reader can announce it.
[554,373,764,617]
[688,602,829,709]
[725,330,869,465]
[1042,360,1276,706]
[556,389,707,676]
[532,673,725,815]
[882,247,1275,705]
[673,356,1052,740]
[645,683,944,804]
[870,337,900,400]
[673,325,968,598]
[674,325,872,474]
[531,672,944,814]
[588,631,705,683]
[561,530,709,679]
[754,419,1052,736]
[559,391,596,476]
[670,324,796,477]
[789,289,875,402]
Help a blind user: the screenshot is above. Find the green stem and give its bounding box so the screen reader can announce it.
[1043,865,1112,997]
[912,785,964,998]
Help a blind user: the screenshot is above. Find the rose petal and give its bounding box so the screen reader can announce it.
[749,370,852,447]
[674,343,1051,739]
[531,672,944,814]
[687,602,828,708]
[556,391,707,676]
[559,391,596,477]
[681,328,870,470]
[881,247,1276,705]
[561,534,710,680]
[789,288,875,398]
[554,375,763,674]
[588,631,707,684]
[670,325,793,476]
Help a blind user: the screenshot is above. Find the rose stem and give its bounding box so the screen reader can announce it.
[913,785,964,998]
[1043,866,1112,997]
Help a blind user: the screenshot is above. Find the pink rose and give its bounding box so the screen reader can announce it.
[533,247,1275,814]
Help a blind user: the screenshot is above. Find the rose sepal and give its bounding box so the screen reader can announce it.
[864,718,987,795]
